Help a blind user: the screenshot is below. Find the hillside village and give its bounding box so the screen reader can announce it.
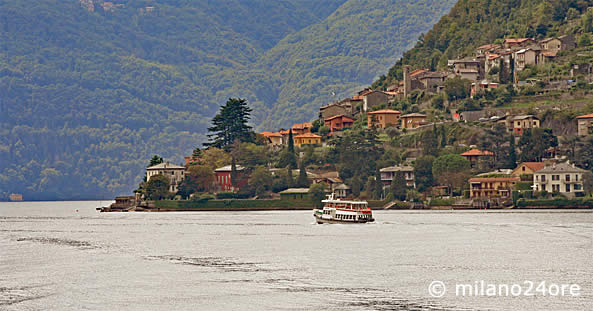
[126,6,593,211]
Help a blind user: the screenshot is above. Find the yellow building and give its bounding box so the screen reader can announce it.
[293,133,321,147]
[468,177,519,198]
[368,109,401,129]
[577,113,593,136]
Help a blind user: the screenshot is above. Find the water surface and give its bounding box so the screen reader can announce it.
[1,201,591,310]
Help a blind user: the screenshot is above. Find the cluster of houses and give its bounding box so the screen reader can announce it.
[79,0,155,13]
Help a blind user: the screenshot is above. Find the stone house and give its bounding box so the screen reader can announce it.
[379,165,415,188]
[577,113,593,136]
[533,162,587,197]
[504,38,536,49]
[291,122,313,135]
[361,90,390,112]
[468,177,519,198]
[514,48,541,71]
[146,162,186,193]
[451,58,484,81]
[400,113,427,129]
[367,109,401,129]
[512,115,540,135]
[324,115,355,133]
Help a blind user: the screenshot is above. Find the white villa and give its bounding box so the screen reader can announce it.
[533,162,587,198]
[146,162,186,192]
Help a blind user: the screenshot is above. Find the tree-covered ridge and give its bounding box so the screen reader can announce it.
[1,0,455,200]
[373,0,593,89]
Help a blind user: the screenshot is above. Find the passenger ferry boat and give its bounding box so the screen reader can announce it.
[313,194,374,224]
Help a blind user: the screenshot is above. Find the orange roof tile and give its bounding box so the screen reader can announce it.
[504,38,532,44]
[260,131,282,138]
[460,149,495,156]
[368,109,401,114]
[292,122,313,130]
[325,115,355,122]
[577,113,593,119]
[487,54,500,60]
[294,133,321,138]
[519,162,545,172]
[410,68,428,77]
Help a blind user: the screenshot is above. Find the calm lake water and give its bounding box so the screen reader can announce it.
[0,201,591,310]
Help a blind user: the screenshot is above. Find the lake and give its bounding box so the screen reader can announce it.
[1,201,591,310]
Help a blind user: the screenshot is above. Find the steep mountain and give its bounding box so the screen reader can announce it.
[0,0,455,200]
[372,0,593,89]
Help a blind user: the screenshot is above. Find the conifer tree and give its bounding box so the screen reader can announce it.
[205,98,254,149]
[297,160,310,188]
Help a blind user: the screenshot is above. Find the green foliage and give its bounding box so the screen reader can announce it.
[145,174,170,200]
[373,0,591,88]
[205,98,254,149]
[177,165,215,198]
[309,183,326,208]
[296,161,310,188]
[429,198,455,206]
[518,128,558,162]
[390,172,408,201]
[432,154,470,192]
[248,166,274,196]
[350,176,362,197]
[444,77,472,101]
[1,0,456,200]
[515,197,593,207]
[148,155,164,167]
[414,156,435,192]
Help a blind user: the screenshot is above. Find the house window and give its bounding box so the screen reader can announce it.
[552,184,560,192]
[541,175,546,182]
[552,175,559,181]
[522,167,526,171]
[565,184,570,192]
[565,174,570,182]
[542,185,546,191]
[576,174,579,181]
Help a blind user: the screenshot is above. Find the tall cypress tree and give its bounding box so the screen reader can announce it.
[278,129,298,169]
[440,125,447,148]
[230,156,238,188]
[297,160,309,188]
[205,98,254,149]
[506,135,517,169]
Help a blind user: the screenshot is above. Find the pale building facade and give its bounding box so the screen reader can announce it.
[146,162,186,192]
[533,163,586,198]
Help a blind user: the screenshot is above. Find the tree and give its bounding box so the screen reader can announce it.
[177,165,215,198]
[296,161,310,188]
[148,155,163,167]
[414,156,435,192]
[406,189,422,202]
[479,123,508,168]
[573,136,593,171]
[578,33,593,47]
[390,171,407,201]
[231,157,238,188]
[249,166,273,197]
[422,127,439,156]
[583,171,593,196]
[205,98,254,149]
[444,77,472,101]
[318,125,330,137]
[518,128,558,162]
[432,154,470,194]
[277,129,298,169]
[505,135,517,169]
[309,183,326,208]
[385,127,400,142]
[145,174,170,200]
[201,147,232,170]
[350,176,361,197]
[440,125,447,148]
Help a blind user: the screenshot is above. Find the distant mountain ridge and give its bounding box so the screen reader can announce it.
[0,0,455,200]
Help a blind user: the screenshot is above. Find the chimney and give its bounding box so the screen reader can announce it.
[403,65,411,97]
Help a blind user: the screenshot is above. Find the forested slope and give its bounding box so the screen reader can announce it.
[373,0,593,89]
[0,0,454,200]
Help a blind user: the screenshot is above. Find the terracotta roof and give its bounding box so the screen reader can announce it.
[410,68,428,77]
[279,130,290,135]
[368,109,401,114]
[518,162,545,172]
[325,115,355,122]
[542,51,557,57]
[505,38,532,44]
[384,91,399,96]
[577,113,593,119]
[469,177,520,182]
[292,122,313,130]
[352,95,363,100]
[294,133,321,138]
[478,44,499,50]
[487,54,500,60]
[260,131,282,138]
[460,149,494,156]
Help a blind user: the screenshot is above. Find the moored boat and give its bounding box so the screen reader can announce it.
[313,194,374,224]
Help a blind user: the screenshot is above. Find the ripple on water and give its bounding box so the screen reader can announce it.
[0,285,52,307]
[16,237,96,249]
[144,255,274,272]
